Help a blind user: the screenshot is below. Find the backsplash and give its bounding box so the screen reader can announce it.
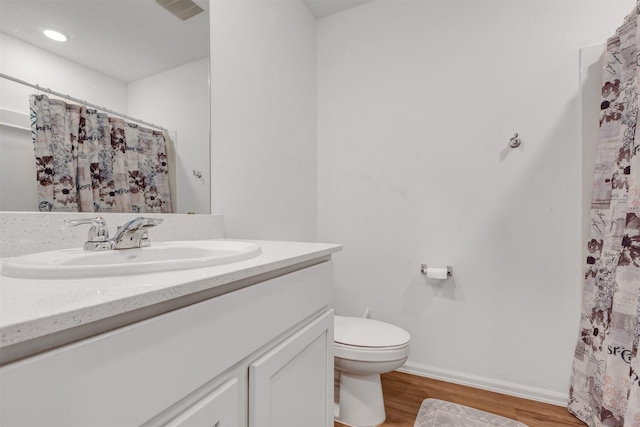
[0,213,224,258]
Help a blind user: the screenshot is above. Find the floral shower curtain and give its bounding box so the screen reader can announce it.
[569,3,640,426]
[30,94,172,213]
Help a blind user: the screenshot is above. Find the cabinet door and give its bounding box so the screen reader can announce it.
[249,310,334,427]
[165,378,239,427]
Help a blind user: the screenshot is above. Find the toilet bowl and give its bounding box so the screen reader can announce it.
[334,315,410,427]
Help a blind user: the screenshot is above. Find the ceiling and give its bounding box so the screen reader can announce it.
[304,0,372,19]
[0,0,371,84]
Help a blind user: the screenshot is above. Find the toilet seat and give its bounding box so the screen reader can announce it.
[334,341,410,362]
[334,315,410,348]
[334,342,409,352]
[334,316,411,363]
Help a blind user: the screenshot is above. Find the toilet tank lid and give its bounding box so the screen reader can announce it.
[334,315,410,348]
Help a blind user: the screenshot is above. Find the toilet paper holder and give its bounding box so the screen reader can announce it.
[420,264,453,277]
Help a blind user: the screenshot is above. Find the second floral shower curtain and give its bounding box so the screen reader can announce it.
[569,3,640,426]
[30,94,172,213]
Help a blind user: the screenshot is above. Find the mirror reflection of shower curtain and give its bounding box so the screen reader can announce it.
[569,4,640,426]
[30,94,172,213]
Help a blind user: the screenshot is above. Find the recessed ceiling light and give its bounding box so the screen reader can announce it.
[43,29,67,42]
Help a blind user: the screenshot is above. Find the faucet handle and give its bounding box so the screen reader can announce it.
[135,218,162,248]
[63,217,104,227]
[64,216,114,251]
[112,217,163,250]
[139,217,163,228]
[64,216,109,242]
[117,217,163,231]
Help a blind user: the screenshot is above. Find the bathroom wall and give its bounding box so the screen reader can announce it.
[317,1,634,404]
[209,0,318,242]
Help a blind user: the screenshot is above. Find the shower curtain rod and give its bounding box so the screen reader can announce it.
[0,72,168,131]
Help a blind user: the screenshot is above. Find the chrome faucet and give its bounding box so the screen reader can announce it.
[64,216,163,251]
[111,217,163,249]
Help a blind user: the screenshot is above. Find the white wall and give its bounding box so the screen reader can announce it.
[317,0,634,403]
[128,58,210,214]
[210,0,318,241]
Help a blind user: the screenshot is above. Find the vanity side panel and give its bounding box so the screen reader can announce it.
[0,261,333,426]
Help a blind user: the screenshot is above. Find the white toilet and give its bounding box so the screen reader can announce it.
[334,315,411,427]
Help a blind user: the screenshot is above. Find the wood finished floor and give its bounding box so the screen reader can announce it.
[335,371,586,427]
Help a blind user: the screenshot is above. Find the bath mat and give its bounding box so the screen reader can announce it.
[413,399,529,427]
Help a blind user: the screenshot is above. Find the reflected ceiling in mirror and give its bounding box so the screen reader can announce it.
[1,0,209,83]
[0,0,211,214]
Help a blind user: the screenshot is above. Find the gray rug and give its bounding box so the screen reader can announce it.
[413,399,529,427]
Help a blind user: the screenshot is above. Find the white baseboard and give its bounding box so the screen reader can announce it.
[397,362,569,407]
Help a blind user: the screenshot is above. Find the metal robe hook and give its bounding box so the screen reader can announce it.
[509,132,522,148]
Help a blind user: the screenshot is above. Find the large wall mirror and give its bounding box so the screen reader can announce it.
[0,0,210,214]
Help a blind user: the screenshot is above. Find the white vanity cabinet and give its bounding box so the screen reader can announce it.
[0,261,334,427]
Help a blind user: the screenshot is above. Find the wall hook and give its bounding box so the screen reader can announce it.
[508,132,522,148]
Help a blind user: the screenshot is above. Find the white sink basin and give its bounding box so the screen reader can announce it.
[1,240,262,279]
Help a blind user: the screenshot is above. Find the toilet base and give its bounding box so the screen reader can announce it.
[336,371,386,427]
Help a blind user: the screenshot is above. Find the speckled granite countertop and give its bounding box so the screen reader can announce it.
[0,240,341,362]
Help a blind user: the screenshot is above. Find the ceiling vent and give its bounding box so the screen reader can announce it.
[156,0,204,20]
